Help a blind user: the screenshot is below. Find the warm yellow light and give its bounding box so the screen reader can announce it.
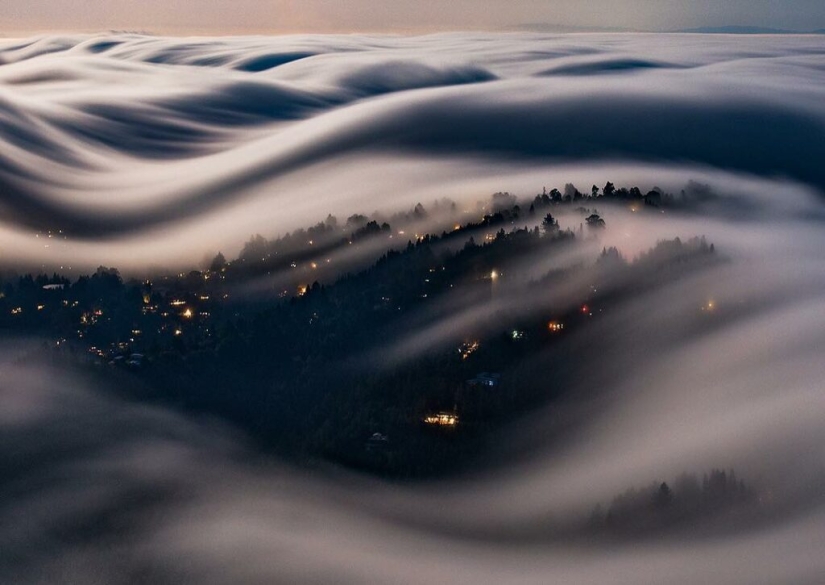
[491,270,499,280]
[424,413,459,426]
[459,340,479,359]
[182,308,193,318]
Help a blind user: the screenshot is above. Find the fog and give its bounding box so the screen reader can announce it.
[2,32,825,583]
[1,33,825,270]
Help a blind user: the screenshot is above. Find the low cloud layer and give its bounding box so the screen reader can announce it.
[1,33,825,270]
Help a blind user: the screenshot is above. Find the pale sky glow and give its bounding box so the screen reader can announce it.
[4,0,825,35]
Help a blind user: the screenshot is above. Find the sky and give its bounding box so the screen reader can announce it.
[3,0,825,35]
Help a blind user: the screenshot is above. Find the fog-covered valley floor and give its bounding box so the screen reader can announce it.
[1,32,825,584]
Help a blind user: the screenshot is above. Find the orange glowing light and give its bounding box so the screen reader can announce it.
[423,413,459,426]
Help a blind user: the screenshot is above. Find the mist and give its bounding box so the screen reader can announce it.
[2,33,825,271]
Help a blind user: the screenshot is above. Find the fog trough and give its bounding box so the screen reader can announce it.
[1,33,825,583]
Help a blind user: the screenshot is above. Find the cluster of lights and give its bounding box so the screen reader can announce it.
[548,321,564,332]
[423,413,459,426]
[458,340,480,360]
[80,310,102,325]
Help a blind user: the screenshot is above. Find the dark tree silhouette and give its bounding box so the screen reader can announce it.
[603,181,616,197]
[586,213,606,228]
[210,252,227,272]
[542,213,559,233]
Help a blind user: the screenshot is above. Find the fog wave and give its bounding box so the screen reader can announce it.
[1,33,825,269]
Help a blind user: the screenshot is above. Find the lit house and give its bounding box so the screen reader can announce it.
[423,412,459,426]
[458,340,479,360]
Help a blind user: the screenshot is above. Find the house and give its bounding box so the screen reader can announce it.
[466,372,501,388]
[365,432,389,451]
[423,412,459,426]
